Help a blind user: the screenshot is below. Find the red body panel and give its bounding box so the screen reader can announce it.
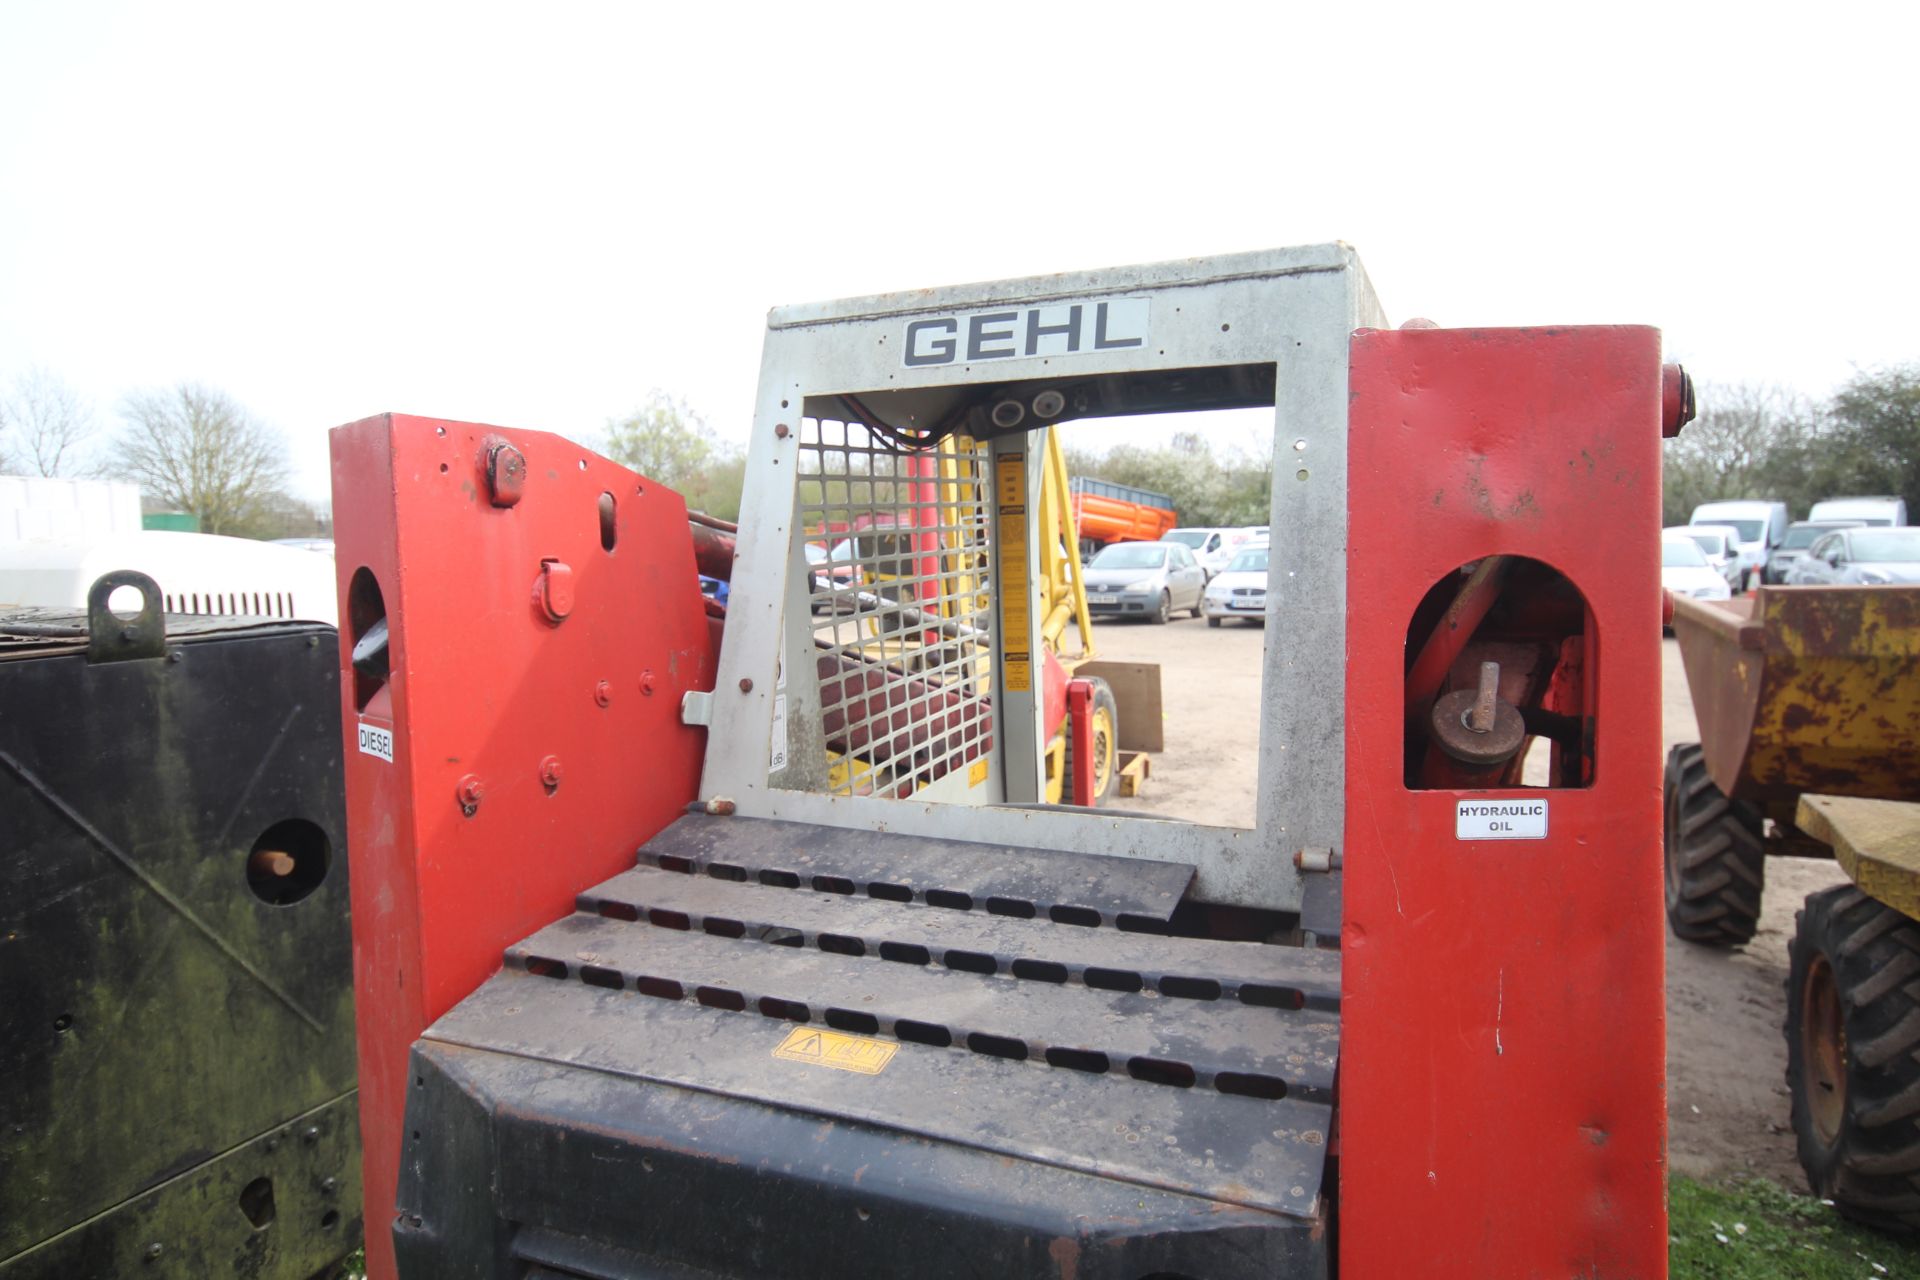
[330,415,715,1280]
[1341,328,1667,1276]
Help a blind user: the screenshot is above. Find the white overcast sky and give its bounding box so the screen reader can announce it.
[2,2,1914,501]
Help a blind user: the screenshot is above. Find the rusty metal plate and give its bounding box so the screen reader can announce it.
[427,965,1333,1219]
[578,865,1340,1010]
[642,813,1196,926]
[1674,587,1920,803]
[1798,794,1920,919]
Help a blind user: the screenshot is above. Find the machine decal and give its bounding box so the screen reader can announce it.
[995,452,1032,693]
[1454,798,1548,840]
[903,298,1150,368]
[357,719,394,762]
[769,693,788,772]
[772,1026,898,1075]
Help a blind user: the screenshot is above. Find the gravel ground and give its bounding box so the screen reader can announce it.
[1079,615,1843,1191]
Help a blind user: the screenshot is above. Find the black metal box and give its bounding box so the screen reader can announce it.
[1,594,359,1279]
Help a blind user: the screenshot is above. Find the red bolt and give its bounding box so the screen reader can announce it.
[640,669,656,696]
[775,423,790,439]
[539,755,563,792]
[594,680,612,707]
[739,677,753,693]
[455,774,485,816]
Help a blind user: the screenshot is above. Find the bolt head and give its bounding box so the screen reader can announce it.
[145,1243,164,1261]
[640,669,656,696]
[594,679,612,707]
[455,774,485,815]
[539,755,564,790]
[487,441,527,506]
[738,677,753,693]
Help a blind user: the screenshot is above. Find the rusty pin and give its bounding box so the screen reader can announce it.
[1468,661,1500,734]
[249,849,296,879]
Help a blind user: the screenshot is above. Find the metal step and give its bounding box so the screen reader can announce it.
[403,826,1341,1277]
[639,812,1197,927]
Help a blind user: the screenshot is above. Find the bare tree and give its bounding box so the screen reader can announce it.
[1660,382,1816,524]
[112,384,291,536]
[0,366,95,477]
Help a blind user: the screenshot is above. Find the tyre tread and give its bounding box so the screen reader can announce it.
[1786,886,1920,1232]
[1663,743,1765,946]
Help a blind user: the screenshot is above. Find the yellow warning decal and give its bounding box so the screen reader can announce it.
[772,1026,899,1075]
[995,452,1032,693]
[968,757,989,788]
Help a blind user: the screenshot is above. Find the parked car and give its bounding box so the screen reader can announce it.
[1784,527,1920,585]
[1808,496,1908,528]
[1689,501,1787,590]
[1162,527,1256,578]
[1667,525,1743,590]
[1203,544,1269,627]
[1763,520,1867,584]
[1081,541,1205,623]
[1661,534,1733,606]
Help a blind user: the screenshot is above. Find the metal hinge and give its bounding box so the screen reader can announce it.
[681,690,714,727]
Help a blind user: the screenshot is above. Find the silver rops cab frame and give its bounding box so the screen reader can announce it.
[694,245,1386,913]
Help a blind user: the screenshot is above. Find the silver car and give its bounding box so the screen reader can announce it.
[1784,527,1920,585]
[1081,541,1206,623]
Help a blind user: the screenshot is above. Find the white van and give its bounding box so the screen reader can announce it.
[0,531,338,624]
[1809,496,1908,528]
[1689,500,1788,590]
[1162,527,1257,577]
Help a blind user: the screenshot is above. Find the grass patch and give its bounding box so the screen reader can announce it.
[1672,1174,1920,1277]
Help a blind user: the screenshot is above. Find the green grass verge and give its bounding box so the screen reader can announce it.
[1672,1174,1920,1277]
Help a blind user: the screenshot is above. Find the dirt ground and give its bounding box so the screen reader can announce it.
[1081,615,1843,1191]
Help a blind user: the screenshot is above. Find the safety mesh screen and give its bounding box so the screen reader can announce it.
[798,419,996,799]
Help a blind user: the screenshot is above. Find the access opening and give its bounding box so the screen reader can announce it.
[346,567,388,712]
[246,818,332,905]
[238,1176,275,1229]
[1403,556,1596,790]
[781,364,1278,829]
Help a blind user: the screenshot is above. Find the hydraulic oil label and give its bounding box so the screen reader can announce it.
[1456,799,1548,840]
[995,452,1032,693]
[772,1026,898,1075]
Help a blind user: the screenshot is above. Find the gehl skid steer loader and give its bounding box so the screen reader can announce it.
[331,245,1689,1278]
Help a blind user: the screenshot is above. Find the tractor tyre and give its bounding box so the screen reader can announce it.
[1664,742,1765,946]
[1149,591,1170,625]
[1207,616,1222,628]
[1062,678,1119,806]
[1786,885,1920,1232]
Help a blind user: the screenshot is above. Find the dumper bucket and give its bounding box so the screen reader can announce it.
[1670,586,1920,809]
